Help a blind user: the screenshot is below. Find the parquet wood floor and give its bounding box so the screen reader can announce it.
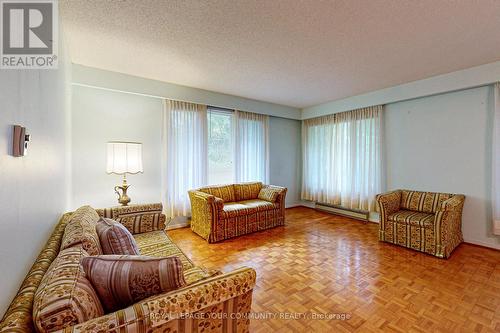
[168,207,500,333]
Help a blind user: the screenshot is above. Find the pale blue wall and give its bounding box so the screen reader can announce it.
[71,85,303,210]
[385,86,499,249]
[0,52,70,316]
[269,117,302,206]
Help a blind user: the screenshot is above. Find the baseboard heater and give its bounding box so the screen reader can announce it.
[315,202,369,222]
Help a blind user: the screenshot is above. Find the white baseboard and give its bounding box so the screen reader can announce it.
[494,224,500,236]
[166,222,189,230]
[286,200,315,208]
[165,216,190,230]
[285,201,307,208]
[463,238,500,250]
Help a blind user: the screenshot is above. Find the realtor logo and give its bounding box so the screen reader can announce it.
[1,0,58,69]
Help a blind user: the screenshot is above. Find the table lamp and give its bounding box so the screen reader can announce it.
[106,141,143,206]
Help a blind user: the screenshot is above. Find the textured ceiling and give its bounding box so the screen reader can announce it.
[60,0,500,109]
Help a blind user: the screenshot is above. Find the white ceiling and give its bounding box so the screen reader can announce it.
[60,0,500,109]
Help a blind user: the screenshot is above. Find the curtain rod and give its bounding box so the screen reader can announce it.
[208,105,234,112]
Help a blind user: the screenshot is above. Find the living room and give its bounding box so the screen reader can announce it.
[1,1,500,332]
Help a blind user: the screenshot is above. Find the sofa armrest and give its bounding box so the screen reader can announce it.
[96,203,166,234]
[54,267,256,333]
[437,194,465,212]
[376,190,402,219]
[188,190,224,240]
[435,195,465,257]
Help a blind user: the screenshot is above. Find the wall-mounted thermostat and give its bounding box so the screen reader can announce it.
[12,125,30,157]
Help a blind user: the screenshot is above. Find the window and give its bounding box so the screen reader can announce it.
[301,106,382,211]
[207,108,234,185]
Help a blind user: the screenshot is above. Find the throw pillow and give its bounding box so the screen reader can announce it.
[258,187,279,202]
[96,218,140,255]
[81,255,186,312]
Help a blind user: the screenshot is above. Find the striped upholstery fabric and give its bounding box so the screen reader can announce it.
[234,182,262,201]
[60,206,102,256]
[401,190,453,214]
[240,199,277,211]
[81,255,186,312]
[96,203,165,234]
[190,185,287,243]
[52,268,256,333]
[134,230,194,269]
[221,200,276,219]
[133,230,222,285]
[182,266,222,286]
[96,218,140,255]
[377,189,465,258]
[221,202,258,218]
[0,204,257,333]
[388,210,435,228]
[33,247,104,333]
[199,184,236,202]
[188,191,225,242]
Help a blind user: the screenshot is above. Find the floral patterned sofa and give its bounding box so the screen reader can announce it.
[0,203,256,333]
[189,182,287,243]
[376,189,465,258]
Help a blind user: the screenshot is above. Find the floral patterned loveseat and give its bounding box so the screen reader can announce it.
[189,182,287,243]
[376,189,465,258]
[0,203,256,333]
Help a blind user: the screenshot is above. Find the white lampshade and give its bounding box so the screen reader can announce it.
[106,142,143,174]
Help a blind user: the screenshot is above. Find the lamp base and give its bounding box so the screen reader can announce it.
[114,175,131,206]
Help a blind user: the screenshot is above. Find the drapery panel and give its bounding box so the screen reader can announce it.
[234,110,269,183]
[301,106,383,211]
[162,100,208,218]
[493,83,500,235]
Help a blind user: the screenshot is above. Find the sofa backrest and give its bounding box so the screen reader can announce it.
[96,203,165,234]
[60,205,102,255]
[198,184,236,202]
[0,204,168,333]
[400,190,454,214]
[234,182,263,201]
[33,246,104,333]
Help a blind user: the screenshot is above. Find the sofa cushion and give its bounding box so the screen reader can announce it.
[401,190,454,214]
[239,199,276,211]
[234,182,263,201]
[96,218,140,255]
[221,200,276,219]
[133,230,220,284]
[33,247,104,333]
[221,202,258,219]
[388,210,435,228]
[199,184,236,202]
[81,255,186,313]
[183,266,222,285]
[133,230,194,269]
[61,205,102,255]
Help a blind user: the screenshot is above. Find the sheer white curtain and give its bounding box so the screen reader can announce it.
[493,83,500,235]
[234,110,269,183]
[301,106,383,211]
[161,100,208,218]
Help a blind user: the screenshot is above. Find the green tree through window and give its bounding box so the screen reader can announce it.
[208,109,234,184]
